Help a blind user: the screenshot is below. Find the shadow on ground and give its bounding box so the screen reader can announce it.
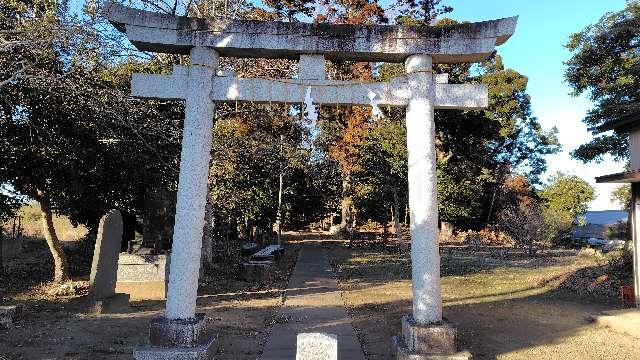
[0,240,302,360]
[328,241,638,360]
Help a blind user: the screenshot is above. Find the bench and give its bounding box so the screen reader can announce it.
[243,245,284,282]
[250,244,284,261]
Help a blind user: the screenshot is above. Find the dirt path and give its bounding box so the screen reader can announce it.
[261,242,364,360]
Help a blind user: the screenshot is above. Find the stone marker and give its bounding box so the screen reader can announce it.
[89,209,124,300]
[296,333,338,360]
[242,260,274,282]
[0,305,23,329]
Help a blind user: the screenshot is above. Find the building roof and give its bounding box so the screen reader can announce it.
[584,210,628,225]
[596,169,640,184]
[593,112,640,134]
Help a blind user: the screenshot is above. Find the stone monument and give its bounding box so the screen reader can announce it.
[89,209,130,313]
[104,2,517,358]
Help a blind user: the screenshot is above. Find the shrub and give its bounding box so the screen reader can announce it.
[455,226,515,247]
[498,203,544,255]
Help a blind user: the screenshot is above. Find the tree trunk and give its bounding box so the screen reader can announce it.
[0,227,4,275]
[404,203,409,225]
[338,174,353,233]
[393,188,406,251]
[276,135,284,246]
[201,193,214,269]
[382,207,389,244]
[38,190,70,283]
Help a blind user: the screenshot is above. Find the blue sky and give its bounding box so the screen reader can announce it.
[440,0,629,210]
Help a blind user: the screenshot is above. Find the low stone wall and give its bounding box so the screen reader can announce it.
[116,253,170,300]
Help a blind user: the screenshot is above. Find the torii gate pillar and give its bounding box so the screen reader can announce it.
[405,54,442,325]
[165,47,218,320]
[134,47,219,359]
[393,54,472,360]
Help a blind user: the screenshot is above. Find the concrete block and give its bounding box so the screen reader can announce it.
[0,305,23,328]
[401,315,457,354]
[115,281,167,300]
[242,261,274,282]
[116,253,170,299]
[296,332,337,360]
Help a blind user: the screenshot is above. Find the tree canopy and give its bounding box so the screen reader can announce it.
[0,0,572,279]
[565,1,640,163]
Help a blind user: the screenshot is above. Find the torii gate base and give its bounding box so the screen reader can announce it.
[103,3,517,359]
[134,314,216,360]
[393,316,471,360]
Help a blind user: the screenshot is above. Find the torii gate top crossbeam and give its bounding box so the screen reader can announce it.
[104,2,517,63]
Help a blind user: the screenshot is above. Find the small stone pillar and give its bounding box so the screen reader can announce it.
[134,47,219,359]
[393,54,470,359]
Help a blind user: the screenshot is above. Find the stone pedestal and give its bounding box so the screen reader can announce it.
[116,253,170,300]
[393,315,471,360]
[134,313,218,360]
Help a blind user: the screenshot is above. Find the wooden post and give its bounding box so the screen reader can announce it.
[632,182,640,307]
[0,226,4,275]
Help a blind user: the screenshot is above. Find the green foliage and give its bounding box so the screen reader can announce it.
[208,101,317,234]
[539,173,596,219]
[539,173,596,244]
[395,0,453,24]
[352,119,407,223]
[565,1,640,163]
[0,194,20,222]
[375,50,559,228]
[611,184,631,211]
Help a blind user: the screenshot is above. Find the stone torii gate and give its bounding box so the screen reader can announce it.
[104,3,517,359]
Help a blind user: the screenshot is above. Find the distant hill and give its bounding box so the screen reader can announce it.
[583,210,628,225]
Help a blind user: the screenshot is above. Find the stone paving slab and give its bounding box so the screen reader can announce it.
[261,244,365,360]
